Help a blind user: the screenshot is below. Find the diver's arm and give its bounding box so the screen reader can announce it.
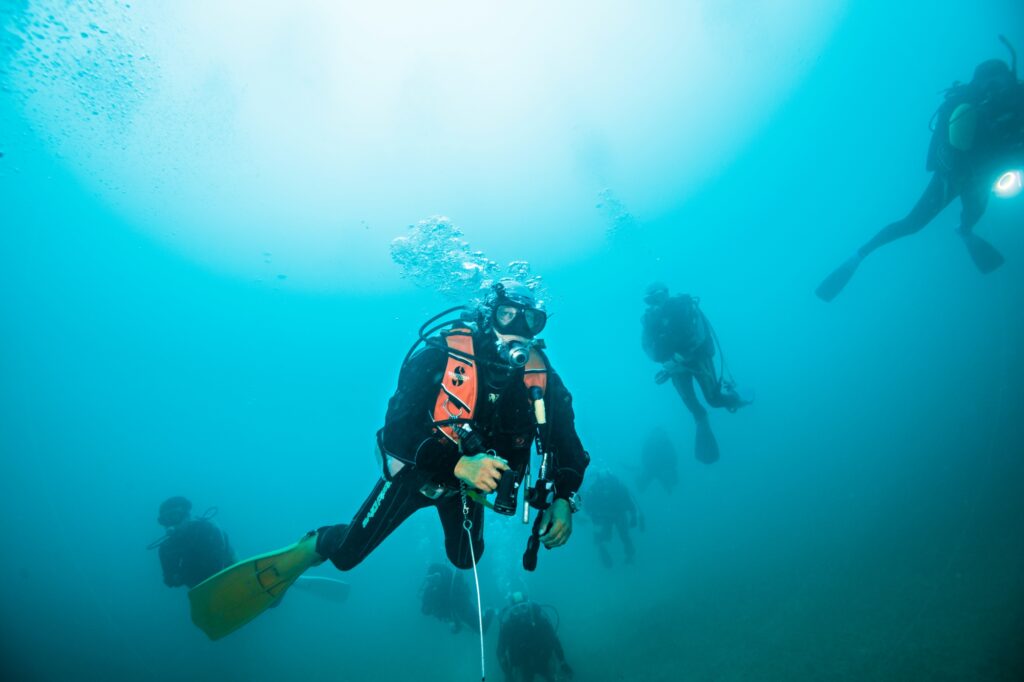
[533,372,588,548]
[381,346,463,479]
[624,487,638,526]
[158,540,184,587]
[381,345,504,486]
[454,453,508,492]
[640,312,659,361]
[544,371,590,501]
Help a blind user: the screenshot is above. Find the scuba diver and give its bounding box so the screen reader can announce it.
[150,496,234,589]
[497,592,573,682]
[817,37,1024,302]
[419,562,496,634]
[641,282,751,464]
[188,278,589,642]
[636,425,679,494]
[583,469,640,568]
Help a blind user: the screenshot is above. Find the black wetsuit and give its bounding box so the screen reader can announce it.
[158,519,234,589]
[859,79,1024,258]
[316,331,589,571]
[585,471,638,567]
[642,296,744,419]
[497,601,571,682]
[420,562,494,633]
[637,426,678,494]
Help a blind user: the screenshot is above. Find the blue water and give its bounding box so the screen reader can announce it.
[2,2,1023,680]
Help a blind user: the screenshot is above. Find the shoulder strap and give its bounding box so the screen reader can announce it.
[523,346,548,398]
[432,328,478,445]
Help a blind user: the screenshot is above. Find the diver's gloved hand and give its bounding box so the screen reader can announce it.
[454,453,509,493]
[539,498,573,548]
[655,357,677,384]
[657,353,694,384]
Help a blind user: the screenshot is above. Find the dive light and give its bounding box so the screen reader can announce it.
[994,170,1023,198]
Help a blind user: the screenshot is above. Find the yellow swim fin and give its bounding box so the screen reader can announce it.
[188,531,322,640]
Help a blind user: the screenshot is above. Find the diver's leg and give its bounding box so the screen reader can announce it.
[957,176,1003,272]
[858,173,954,257]
[817,174,954,301]
[672,373,719,463]
[594,521,614,567]
[616,519,636,565]
[670,373,707,421]
[316,471,431,571]
[692,354,748,412]
[437,494,485,569]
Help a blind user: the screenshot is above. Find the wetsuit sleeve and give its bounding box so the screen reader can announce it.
[380,345,462,479]
[641,311,659,361]
[545,371,589,501]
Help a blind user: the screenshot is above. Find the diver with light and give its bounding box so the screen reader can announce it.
[817,36,1024,302]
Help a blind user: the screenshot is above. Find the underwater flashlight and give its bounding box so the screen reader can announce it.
[993,170,1023,198]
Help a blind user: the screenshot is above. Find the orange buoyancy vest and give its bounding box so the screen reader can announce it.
[432,327,548,448]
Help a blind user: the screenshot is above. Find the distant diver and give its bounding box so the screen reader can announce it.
[149,497,234,589]
[642,282,751,464]
[817,37,1024,302]
[583,469,641,568]
[188,279,589,642]
[636,425,679,495]
[419,562,496,634]
[497,592,574,682]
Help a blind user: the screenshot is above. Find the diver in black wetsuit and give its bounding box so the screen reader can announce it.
[637,426,678,494]
[152,496,234,589]
[183,281,590,642]
[419,562,495,634]
[817,46,1024,302]
[642,282,750,464]
[315,279,589,571]
[497,592,573,682]
[583,469,640,568]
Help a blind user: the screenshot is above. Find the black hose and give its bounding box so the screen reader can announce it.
[539,604,562,632]
[401,308,468,367]
[145,534,168,550]
[522,515,543,571]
